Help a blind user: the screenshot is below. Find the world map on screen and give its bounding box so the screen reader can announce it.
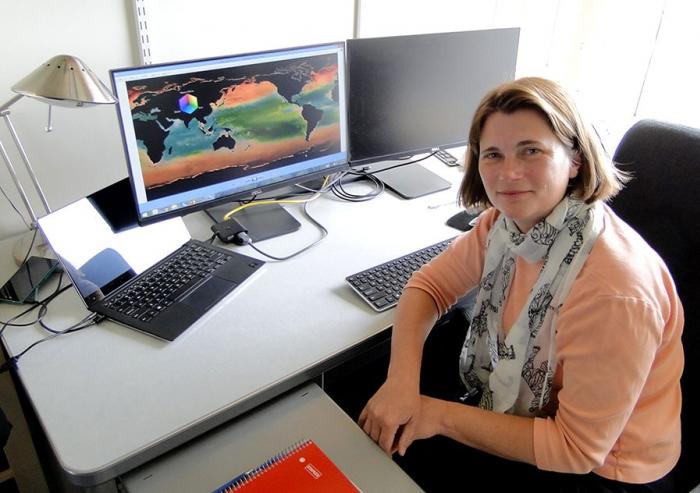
[126,53,341,200]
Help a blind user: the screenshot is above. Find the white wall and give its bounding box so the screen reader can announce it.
[1,1,136,240]
[140,0,355,64]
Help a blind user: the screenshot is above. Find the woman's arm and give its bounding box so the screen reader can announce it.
[358,287,439,454]
[361,295,537,462]
[396,395,536,463]
[533,293,677,474]
[360,210,495,455]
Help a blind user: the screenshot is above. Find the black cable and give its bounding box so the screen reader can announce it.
[361,150,439,175]
[0,301,44,338]
[39,271,67,304]
[18,228,38,268]
[291,172,344,194]
[238,200,328,261]
[0,277,71,337]
[240,192,261,204]
[36,278,90,336]
[1,314,99,373]
[0,267,60,335]
[330,170,385,202]
[326,152,438,203]
[39,311,95,335]
[0,183,33,230]
[291,168,384,202]
[0,278,91,374]
[1,271,67,337]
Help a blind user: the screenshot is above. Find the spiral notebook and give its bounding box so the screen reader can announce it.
[213,439,361,492]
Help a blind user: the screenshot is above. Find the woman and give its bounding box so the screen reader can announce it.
[359,77,683,492]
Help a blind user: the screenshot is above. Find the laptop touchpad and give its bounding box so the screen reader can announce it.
[181,276,236,311]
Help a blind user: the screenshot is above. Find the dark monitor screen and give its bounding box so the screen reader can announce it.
[110,42,348,225]
[347,28,519,165]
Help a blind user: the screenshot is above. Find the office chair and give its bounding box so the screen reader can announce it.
[611,119,700,492]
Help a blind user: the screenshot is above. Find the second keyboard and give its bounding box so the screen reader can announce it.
[346,237,455,312]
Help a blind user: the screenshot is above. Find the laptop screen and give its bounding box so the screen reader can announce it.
[38,197,191,307]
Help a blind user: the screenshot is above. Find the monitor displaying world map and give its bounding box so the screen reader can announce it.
[110,43,348,224]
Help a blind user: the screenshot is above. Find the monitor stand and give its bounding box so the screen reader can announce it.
[362,161,451,199]
[205,202,301,242]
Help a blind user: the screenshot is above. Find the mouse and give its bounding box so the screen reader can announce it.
[446,210,479,232]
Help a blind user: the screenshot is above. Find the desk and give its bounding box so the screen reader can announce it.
[0,156,464,489]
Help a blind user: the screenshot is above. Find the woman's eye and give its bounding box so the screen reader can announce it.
[482,152,500,160]
[524,147,541,156]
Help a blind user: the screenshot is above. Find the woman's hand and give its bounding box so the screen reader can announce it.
[359,287,443,455]
[358,378,421,455]
[395,395,447,456]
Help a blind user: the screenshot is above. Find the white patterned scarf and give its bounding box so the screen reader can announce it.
[458,196,603,415]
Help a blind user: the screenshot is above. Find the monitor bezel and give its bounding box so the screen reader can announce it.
[110,42,349,226]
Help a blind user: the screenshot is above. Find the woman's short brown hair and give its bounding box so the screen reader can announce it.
[459,77,627,209]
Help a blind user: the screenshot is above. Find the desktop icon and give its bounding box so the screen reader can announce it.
[178,94,198,114]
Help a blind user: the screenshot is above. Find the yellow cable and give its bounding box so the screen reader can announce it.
[222,175,330,221]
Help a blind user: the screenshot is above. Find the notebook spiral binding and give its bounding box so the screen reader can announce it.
[216,439,311,493]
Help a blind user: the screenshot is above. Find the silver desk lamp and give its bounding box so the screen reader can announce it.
[0,54,115,230]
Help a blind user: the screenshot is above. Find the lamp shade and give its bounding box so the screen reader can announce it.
[11,54,115,107]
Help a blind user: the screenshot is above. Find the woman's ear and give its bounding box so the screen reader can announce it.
[569,152,582,178]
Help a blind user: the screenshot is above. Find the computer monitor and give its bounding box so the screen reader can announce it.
[110,42,348,234]
[346,28,520,166]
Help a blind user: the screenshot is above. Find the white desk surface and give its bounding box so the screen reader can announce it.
[121,382,423,492]
[0,156,464,487]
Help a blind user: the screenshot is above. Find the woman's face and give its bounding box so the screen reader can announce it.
[478,109,580,232]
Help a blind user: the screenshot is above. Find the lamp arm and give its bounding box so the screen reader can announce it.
[1,93,40,226]
[0,94,51,226]
[0,94,23,114]
[0,132,40,227]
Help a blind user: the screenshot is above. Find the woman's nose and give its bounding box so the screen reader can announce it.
[499,155,523,180]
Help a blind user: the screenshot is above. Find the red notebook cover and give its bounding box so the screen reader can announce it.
[216,439,361,492]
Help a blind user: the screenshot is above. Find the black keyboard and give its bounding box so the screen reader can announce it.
[346,238,455,312]
[105,242,234,323]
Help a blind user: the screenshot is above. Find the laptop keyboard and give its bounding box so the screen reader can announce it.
[104,241,234,323]
[346,237,455,312]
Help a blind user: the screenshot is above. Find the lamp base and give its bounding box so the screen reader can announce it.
[11,229,51,266]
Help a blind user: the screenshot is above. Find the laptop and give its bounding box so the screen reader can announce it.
[38,189,264,341]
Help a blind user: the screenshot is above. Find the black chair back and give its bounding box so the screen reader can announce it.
[611,119,699,491]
